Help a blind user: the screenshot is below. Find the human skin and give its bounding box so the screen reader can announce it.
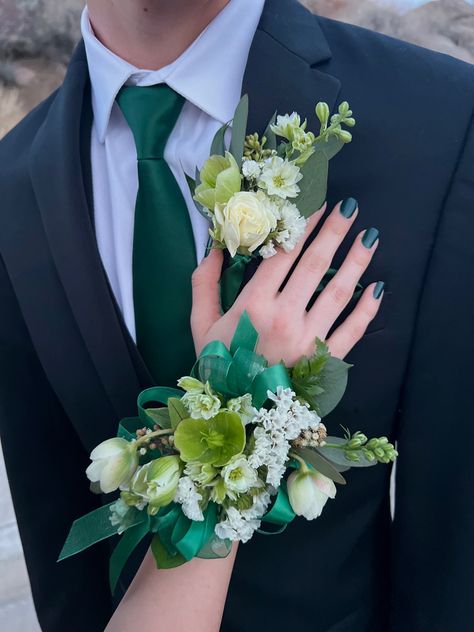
[87,0,230,69]
[105,201,382,631]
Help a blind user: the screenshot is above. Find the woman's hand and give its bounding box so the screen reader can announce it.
[191,199,383,364]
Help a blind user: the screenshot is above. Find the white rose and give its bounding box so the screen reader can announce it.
[86,437,138,494]
[215,191,277,257]
[287,468,336,520]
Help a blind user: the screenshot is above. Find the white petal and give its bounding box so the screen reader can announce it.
[312,472,337,499]
[90,437,128,460]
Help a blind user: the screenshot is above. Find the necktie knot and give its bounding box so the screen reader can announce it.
[116,84,184,159]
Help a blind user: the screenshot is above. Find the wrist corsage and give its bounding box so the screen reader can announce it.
[59,313,397,593]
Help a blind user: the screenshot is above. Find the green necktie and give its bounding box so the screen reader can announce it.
[116,84,197,385]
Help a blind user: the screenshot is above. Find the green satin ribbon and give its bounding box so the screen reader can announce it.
[220,254,253,313]
[192,310,291,408]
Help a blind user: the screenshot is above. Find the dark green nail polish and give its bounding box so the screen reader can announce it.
[362,227,379,248]
[340,197,358,219]
[373,281,385,299]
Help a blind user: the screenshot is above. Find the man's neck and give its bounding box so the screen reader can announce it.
[87,0,230,69]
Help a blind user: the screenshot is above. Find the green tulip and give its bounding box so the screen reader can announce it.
[86,437,138,494]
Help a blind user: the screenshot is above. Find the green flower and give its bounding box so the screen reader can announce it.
[174,411,246,467]
[184,462,218,485]
[194,151,241,210]
[220,455,260,499]
[270,112,307,142]
[131,456,182,516]
[177,376,205,394]
[227,394,256,425]
[182,381,221,420]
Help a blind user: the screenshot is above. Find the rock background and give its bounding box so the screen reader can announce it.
[0,1,473,630]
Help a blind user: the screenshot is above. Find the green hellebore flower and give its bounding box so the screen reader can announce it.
[174,411,246,467]
[194,151,241,210]
[86,437,138,494]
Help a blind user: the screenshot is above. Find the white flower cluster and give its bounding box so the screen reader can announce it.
[239,155,308,259]
[248,387,322,488]
[215,490,272,543]
[174,476,204,522]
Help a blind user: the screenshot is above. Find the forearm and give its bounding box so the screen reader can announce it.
[106,543,238,631]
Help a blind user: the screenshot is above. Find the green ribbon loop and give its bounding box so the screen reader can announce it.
[259,482,296,535]
[192,310,292,408]
[137,386,184,424]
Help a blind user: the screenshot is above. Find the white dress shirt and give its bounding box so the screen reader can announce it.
[81,1,264,341]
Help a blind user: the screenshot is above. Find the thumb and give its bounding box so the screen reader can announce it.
[190,247,223,343]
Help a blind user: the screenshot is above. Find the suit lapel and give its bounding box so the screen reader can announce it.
[241,0,342,282]
[28,43,151,440]
[243,0,341,135]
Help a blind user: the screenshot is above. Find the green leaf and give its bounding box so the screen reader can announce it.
[151,534,187,569]
[313,134,344,160]
[210,123,228,156]
[317,437,377,468]
[291,338,330,382]
[229,94,249,169]
[295,148,329,218]
[263,110,277,151]
[168,398,189,430]
[292,354,351,418]
[144,407,172,429]
[293,446,347,484]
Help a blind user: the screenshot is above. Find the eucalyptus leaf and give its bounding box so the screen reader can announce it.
[317,437,377,468]
[144,407,172,429]
[168,398,189,430]
[293,446,346,484]
[295,149,329,218]
[263,110,277,151]
[292,355,351,418]
[210,123,228,156]
[151,534,186,569]
[315,357,351,417]
[314,135,344,160]
[229,94,249,169]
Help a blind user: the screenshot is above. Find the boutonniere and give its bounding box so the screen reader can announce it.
[187,96,356,309]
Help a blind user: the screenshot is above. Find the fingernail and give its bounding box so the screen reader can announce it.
[362,227,379,248]
[373,281,385,299]
[339,197,358,219]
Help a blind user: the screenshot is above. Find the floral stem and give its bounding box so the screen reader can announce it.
[322,443,347,450]
[136,428,174,447]
[288,451,309,472]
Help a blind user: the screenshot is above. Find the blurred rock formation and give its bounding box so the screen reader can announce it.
[1,0,474,139]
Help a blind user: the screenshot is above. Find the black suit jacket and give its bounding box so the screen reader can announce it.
[1,1,473,630]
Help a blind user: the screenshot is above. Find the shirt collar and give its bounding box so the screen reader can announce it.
[81,1,265,143]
